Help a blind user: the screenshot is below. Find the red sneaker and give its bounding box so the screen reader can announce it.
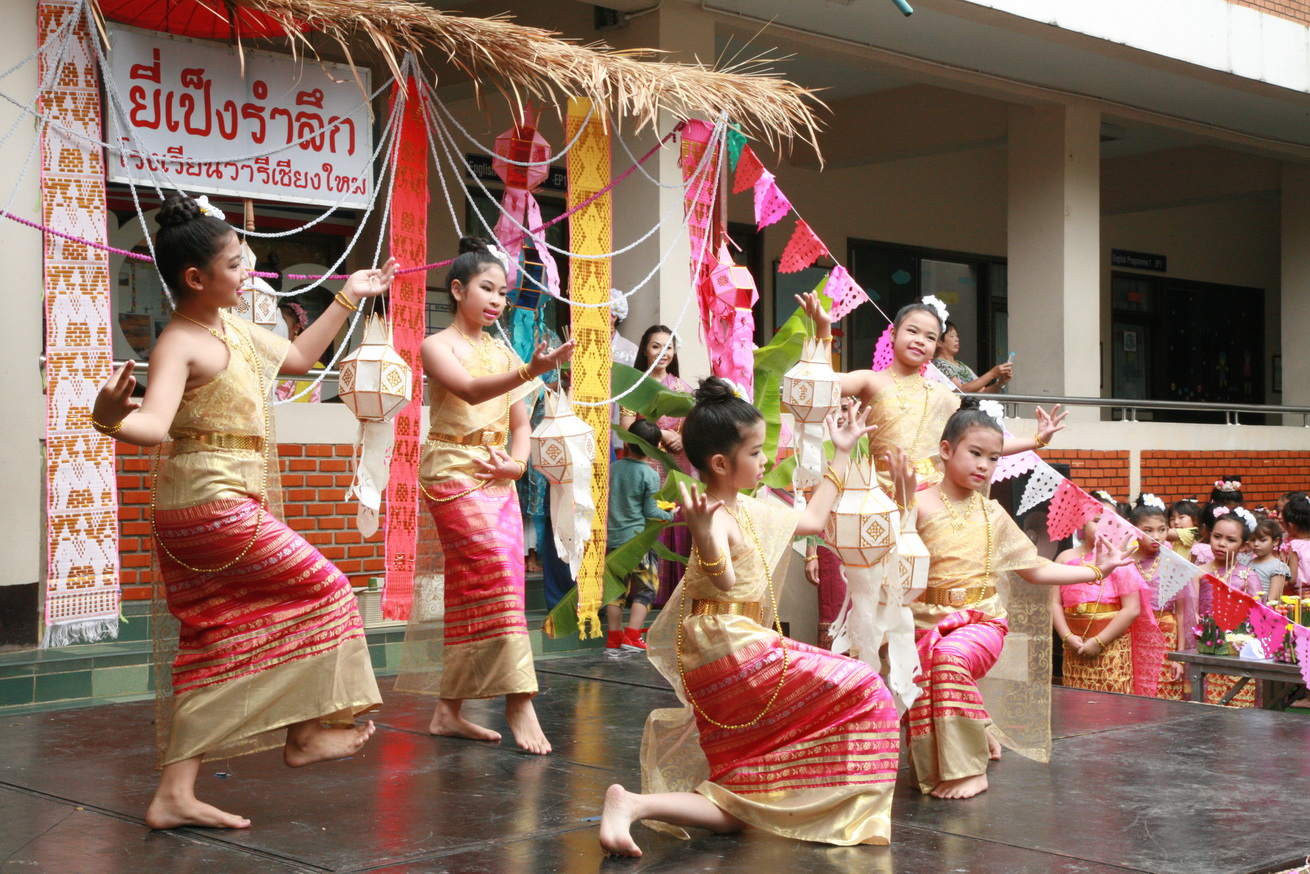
[606,629,623,650]
[621,627,647,651]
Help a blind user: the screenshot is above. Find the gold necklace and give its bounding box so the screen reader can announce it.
[1076,550,1109,639]
[937,486,978,533]
[677,501,789,731]
[172,309,226,341]
[892,371,933,460]
[152,313,269,574]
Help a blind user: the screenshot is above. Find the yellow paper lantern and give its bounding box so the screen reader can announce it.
[338,313,413,422]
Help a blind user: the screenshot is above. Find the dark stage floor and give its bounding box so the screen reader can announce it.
[0,652,1307,873]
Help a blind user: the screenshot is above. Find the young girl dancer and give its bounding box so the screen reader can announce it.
[93,195,393,829]
[1128,503,1193,701]
[599,378,898,855]
[1050,498,1163,696]
[1196,509,1261,708]
[798,294,1064,491]
[888,402,1134,800]
[417,237,574,755]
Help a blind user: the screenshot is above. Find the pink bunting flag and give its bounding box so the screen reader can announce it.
[1209,576,1255,633]
[779,219,828,274]
[754,170,792,230]
[1094,510,1140,553]
[1046,479,1103,542]
[734,145,764,194]
[1249,603,1289,655]
[1293,626,1310,687]
[992,450,1041,484]
[827,265,871,322]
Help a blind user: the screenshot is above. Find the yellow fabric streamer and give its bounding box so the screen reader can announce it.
[566,98,612,638]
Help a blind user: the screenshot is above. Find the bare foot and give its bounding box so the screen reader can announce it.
[505,694,552,755]
[284,720,376,768]
[598,784,643,857]
[145,795,250,830]
[931,774,989,800]
[429,699,501,743]
[987,731,1003,761]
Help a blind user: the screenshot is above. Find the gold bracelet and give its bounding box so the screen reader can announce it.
[333,291,359,312]
[1034,432,1049,449]
[1092,635,1106,650]
[90,414,124,435]
[824,465,845,492]
[512,458,527,479]
[697,550,726,570]
[1061,631,1075,644]
[804,554,819,564]
[1082,561,1104,582]
[517,363,533,382]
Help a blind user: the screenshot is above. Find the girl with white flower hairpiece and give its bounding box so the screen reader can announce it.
[413,235,575,756]
[797,293,1065,493]
[1194,506,1262,707]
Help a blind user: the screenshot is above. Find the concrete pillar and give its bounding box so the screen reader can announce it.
[0,0,45,592]
[1281,164,1310,422]
[1006,104,1102,405]
[610,0,714,381]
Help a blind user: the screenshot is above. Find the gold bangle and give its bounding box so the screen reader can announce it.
[804,554,819,564]
[517,363,533,382]
[1061,631,1075,644]
[91,414,124,435]
[1082,561,1104,582]
[333,291,359,312]
[1092,635,1106,650]
[697,550,726,570]
[1034,432,1049,449]
[512,458,527,479]
[824,465,845,492]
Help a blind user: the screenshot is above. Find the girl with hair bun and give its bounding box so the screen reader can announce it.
[1195,509,1261,708]
[890,400,1134,800]
[798,294,1065,492]
[413,236,574,756]
[92,194,396,830]
[599,377,901,855]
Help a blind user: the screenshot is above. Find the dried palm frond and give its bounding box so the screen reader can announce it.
[91,0,823,153]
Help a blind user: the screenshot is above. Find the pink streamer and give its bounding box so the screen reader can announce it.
[1047,479,1103,542]
[779,219,827,274]
[827,265,870,322]
[991,450,1041,484]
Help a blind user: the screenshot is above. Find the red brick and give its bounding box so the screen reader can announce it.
[123,459,150,472]
[307,445,333,457]
[278,444,304,457]
[321,460,348,472]
[335,445,356,457]
[121,491,150,505]
[289,459,316,471]
[320,545,347,560]
[335,531,363,545]
[306,474,334,487]
[286,489,316,502]
[123,522,151,536]
[281,474,305,488]
[347,545,374,558]
[335,559,363,573]
[289,518,315,532]
[121,553,151,568]
[319,517,345,530]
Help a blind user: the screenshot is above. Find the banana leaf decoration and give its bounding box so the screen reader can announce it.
[611,363,695,421]
[753,273,833,461]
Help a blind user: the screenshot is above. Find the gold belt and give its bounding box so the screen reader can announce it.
[173,432,265,453]
[428,429,506,447]
[918,585,996,608]
[1068,602,1119,615]
[689,600,763,622]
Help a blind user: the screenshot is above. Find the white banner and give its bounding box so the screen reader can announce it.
[105,26,374,207]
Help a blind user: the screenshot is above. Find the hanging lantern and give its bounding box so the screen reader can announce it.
[894,526,931,596]
[508,243,548,312]
[231,241,278,329]
[493,112,550,192]
[703,259,758,312]
[531,390,596,578]
[781,337,840,424]
[338,313,413,421]
[824,455,898,568]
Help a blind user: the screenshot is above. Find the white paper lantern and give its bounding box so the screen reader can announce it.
[824,455,898,568]
[781,337,841,424]
[895,527,931,596]
[230,241,279,329]
[531,390,596,485]
[338,313,413,422]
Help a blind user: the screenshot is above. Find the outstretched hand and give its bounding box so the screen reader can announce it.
[342,257,398,300]
[473,446,524,482]
[827,399,875,455]
[93,360,139,431]
[1035,404,1068,446]
[1095,533,1136,576]
[530,339,575,377]
[794,291,832,337]
[678,481,724,539]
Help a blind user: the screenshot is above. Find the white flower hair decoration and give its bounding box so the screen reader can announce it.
[484,243,512,275]
[1140,493,1166,511]
[978,399,1005,425]
[609,288,629,322]
[1212,506,1231,519]
[921,295,949,324]
[194,195,225,220]
[720,377,752,403]
[1214,479,1242,492]
[1232,506,1257,533]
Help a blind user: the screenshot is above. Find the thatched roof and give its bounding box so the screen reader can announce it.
[91,0,823,152]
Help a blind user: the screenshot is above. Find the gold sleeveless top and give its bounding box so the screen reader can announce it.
[154,315,290,510]
[419,336,537,485]
[869,374,960,490]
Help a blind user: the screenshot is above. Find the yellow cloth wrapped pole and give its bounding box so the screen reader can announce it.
[566,98,612,638]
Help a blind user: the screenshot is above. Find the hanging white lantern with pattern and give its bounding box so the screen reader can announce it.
[781,337,841,509]
[339,313,414,537]
[230,241,279,329]
[531,390,596,578]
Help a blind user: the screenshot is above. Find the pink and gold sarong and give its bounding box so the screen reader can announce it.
[907,609,1006,793]
[155,497,380,765]
[1154,610,1185,701]
[424,480,536,700]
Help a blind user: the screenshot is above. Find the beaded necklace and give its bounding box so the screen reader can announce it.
[937,486,993,588]
[677,501,789,730]
[892,371,933,460]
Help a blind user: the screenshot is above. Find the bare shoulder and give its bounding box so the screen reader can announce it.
[915,486,944,521]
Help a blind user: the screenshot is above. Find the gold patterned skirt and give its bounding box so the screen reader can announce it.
[1154,610,1185,701]
[1061,610,1132,694]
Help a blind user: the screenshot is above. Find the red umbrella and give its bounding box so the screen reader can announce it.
[96,0,305,40]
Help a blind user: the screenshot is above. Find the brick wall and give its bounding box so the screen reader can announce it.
[1040,450,1131,500]
[115,442,386,601]
[1229,0,1310,25]
[1140,451,1310,510]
